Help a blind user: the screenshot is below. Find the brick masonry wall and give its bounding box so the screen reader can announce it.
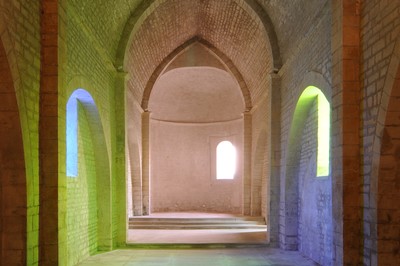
[150,120,243,214]
[377,70,400,264]
[260,0,329,64]
[68,0,140,59]
[0,0,41,264]
[125,0,272,107]
[361,1,400,265]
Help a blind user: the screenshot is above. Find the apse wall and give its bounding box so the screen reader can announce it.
[150,119,243,214]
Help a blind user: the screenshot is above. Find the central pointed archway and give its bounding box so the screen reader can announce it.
[122,0,278,245]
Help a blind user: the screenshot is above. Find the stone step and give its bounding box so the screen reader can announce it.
[129,217,265,223]
[129,224,267,230]
[128,216,267,230]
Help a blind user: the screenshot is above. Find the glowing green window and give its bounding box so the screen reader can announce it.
[216,141,236,179]
[298,86,330,177]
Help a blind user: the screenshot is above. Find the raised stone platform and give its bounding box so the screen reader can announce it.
[129,216,267,230]
[127,212,268,245]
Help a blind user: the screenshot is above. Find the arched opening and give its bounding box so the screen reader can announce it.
[284,85,333,264]
[298,86,330,177]
[148,66,245,214]
[216,141,236,180]
[0,38,27,264]
[65,89,111,265]
[123,0,273,245]
[66,90,81,177]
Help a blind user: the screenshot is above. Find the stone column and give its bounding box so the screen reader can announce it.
[142,111,150,215]
[114,71,127,247]
[243,111,252,215]
[39,0,59,265]
[269,73,281,246]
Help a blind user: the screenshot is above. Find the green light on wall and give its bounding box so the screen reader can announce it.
[299,86,330,177]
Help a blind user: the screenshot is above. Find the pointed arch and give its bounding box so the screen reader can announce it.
[141,37,252,111]
[115,0,281,71]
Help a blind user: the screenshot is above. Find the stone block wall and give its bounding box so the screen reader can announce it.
[251,91,271,217]
[3,1,400,265]
[126,94,143,216]
[277,0,332,254]
[150,120,243,214]
[58,1,127,264]
[298,99,333,265]
[0,31,27,266]
[378,84,400,264]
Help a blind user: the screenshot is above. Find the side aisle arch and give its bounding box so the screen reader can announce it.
[282,72,332,254]
[65,87,112,264]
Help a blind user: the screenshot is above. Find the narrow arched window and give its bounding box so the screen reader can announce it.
[66,89,95,177]
[297,86,330,177]
[66,95,78,177]
[316,89,330,177]
[216,141,236,180]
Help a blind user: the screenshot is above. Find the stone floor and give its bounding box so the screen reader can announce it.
[78,213,318,265]
[77,248,318,266]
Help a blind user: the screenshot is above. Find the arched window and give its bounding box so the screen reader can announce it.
[66,94,78,177]
[298,86,331,177]
[66,89,95,177]
[216,141,236,179]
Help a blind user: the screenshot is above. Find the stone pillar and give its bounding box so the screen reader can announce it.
[58,0,67,263]
[142,111,150,215]
[243,111,252,215]
[114,71,127,246]
[331,0,362,265]
[126,90,143,216]
[269,73,281,246]
[39,0,59,265]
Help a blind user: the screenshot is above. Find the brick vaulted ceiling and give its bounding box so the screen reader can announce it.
[70,0,328,111]
[120,0,277,111]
